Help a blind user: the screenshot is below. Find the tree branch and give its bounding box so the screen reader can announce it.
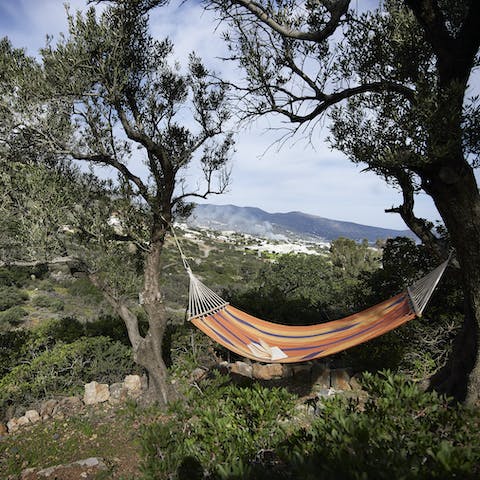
[217,0,350,42]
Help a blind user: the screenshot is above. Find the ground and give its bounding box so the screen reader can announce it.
[0,401,166,479]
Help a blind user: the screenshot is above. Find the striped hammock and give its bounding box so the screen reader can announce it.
[185,258,450,364]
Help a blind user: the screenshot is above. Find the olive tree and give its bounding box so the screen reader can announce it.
[0,0,233,404]
[207,0,480,402]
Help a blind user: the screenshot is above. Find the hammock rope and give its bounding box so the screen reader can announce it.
[168,223,450,363]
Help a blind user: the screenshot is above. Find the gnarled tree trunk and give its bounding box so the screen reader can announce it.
[424,159,480,404]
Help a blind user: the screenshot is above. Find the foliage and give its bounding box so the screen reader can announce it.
[32,294,65,311]
[279,371,480,479]
[140,373,296,479]
[225,242,379,325]
[139,370,479,479]
[0,336,138,417]
[0,286,28,311]
[0,306,28,330]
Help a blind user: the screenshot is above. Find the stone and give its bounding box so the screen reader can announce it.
[7,418,19,433]
[21,457,107,479]
[16,416,30,427]
[311,364,330,389]
[53,396,83,416]
[230,361,253,378]
[39,399,58,417]
[124,375,142,397]
[252,363,284,380]
[83,382,110,405]
[109,383,128,404]
[190,368,207,382]
[349,375,362,391]
[330,369,352,391]
[24,410,41,424]
[0,423,8,436]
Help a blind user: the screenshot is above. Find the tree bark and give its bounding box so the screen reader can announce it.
[133,221,174,405]
[423,160,480,404]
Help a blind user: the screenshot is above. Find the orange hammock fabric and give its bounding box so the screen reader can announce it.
[190,293,415,363]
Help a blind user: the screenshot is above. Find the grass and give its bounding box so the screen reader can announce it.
[0,403,159,479]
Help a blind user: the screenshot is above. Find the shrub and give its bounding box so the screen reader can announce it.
[279,371,480,480]
[32,294,64,311]
[0,306,28,327]
[0,336,139,417]
[0,287,28,311]
[67,277,104,303]
[140,374,296,479]
[0,330,31,376]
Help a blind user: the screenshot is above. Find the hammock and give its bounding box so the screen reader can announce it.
[171,228,450,363]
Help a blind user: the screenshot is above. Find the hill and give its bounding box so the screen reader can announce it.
[187,204,416,243]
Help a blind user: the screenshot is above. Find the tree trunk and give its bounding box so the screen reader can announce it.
[134,222,175,405]
[424,161,480,404]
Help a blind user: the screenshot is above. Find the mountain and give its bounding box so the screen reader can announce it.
[186,204,416,243]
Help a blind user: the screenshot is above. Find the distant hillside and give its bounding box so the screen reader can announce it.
[187,204,416,243]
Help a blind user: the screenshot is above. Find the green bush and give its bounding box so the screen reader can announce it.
[279,371,480,480]
[0,306,28,328]
[0,336,138,417]
[0,330,31,376]
[67,277,104,303]
[140,374,296,479]
[32,294,64,311]
[0,265,48,287]
[139,371,479,480]
[0,287,28,311]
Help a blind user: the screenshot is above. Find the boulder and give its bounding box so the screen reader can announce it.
[230,361,253,378]
[53,396,83,417]
[0,423,8,436]
[16,416,30,427]
[330,369,352,391]
[7,418,19,433]
[311,364,330,389]
[25,410,41,424]
[109,383,128,404]
[39,399,58,417]
[124,375,142,398]
[349,374,363,391]
[252,363,284,380]
[84,382,110,405]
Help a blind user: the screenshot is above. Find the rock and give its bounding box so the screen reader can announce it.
[16,416,30,428]
[311,364,330,389]
[124,375,142,398]
[7,418,19,433]
[21,457,107,479]
[39,399,58,417]
[331,369,352,391]
[84,382,110,405]
[349,375,363,391]
[109,383,128,404]
[252,363,284,380]
[230,361,253,378]
[25,410,41,424]
[190,368,207,382]
[53,396,83,416]
[0,423,8,436]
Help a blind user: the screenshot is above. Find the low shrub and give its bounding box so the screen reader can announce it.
[139,371,480,480]
[140,374,296,479]
[32,294,64,311]
[0,287,28,311]
[67,277,104,303]
[279,371,480,480]
[0,306,28,328]
[0,336,139,417]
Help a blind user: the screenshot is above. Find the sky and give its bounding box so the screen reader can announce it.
[0,0,467,230]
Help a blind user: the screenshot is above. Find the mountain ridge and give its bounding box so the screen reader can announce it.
[187,204,416,243]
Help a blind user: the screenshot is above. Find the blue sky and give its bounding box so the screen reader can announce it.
[0,0,461,230]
